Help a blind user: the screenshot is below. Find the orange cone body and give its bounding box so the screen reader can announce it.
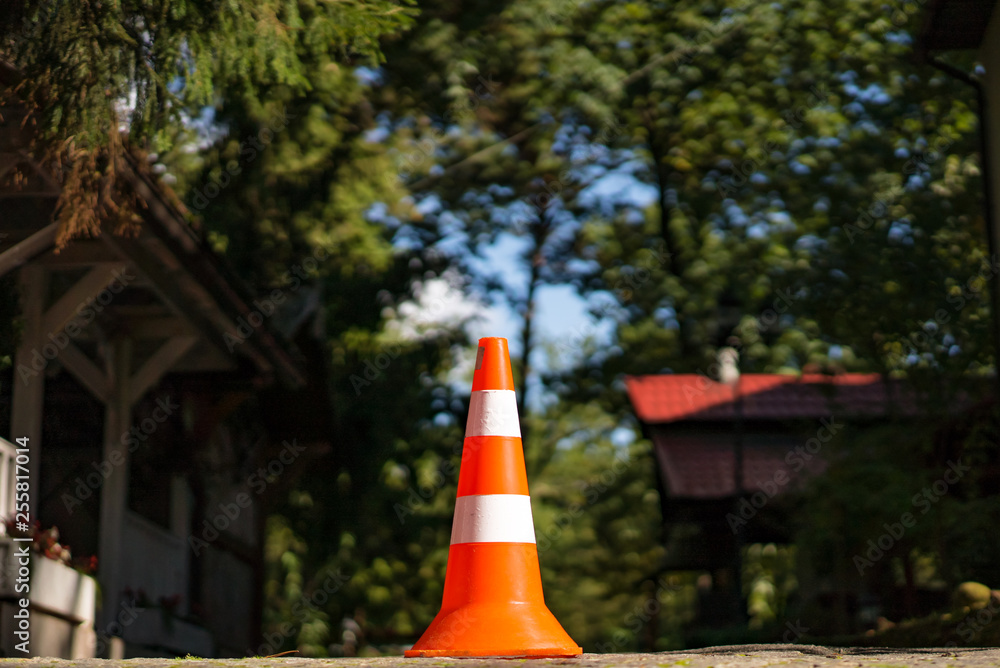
[405,337,582,658]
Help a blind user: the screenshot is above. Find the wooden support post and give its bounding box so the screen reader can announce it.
[10,265,47,517]
[97,337,132,642]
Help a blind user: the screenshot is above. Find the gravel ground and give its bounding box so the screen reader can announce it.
[3,645,999,668]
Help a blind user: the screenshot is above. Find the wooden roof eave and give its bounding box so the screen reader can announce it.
[0,165,308,391]
[117,157,307,390]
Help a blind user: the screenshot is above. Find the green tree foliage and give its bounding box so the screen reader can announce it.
[365,0,995,648]
[526,403,665,650]
[0,0,413,243]
[793,408,1000,635]
[375,0,988,383]
[3,0,997,654]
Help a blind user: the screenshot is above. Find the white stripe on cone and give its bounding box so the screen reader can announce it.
[466,390,521,438]
[451,494,536,545]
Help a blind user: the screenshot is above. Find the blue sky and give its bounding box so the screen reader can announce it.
[387,163,654,411]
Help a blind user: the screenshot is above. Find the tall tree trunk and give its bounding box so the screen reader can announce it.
[519,228,543,464]
[645,117,698,364]
[642,109,686,278]
[647,130,681,275]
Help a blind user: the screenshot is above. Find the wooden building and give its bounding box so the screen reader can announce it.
[0,67,331,657]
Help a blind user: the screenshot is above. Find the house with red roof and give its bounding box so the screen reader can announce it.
[625,372,925,627]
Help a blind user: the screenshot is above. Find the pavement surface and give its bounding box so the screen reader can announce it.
[4,646,1000,668]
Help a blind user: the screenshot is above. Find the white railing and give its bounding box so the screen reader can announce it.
[120,511,189,615]
[120,511,217,656]
[0,538,97,657]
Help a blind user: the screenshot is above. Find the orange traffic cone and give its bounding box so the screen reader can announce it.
[405,337,582,658]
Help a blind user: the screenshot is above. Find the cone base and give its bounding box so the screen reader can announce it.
[405,600,581,659]
[404,647,582,658]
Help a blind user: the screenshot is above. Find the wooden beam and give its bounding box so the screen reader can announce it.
[56,342,110,403]
[99,234,244,366]
[169,344,238,373]
[68,314,197,342]
[9,266,47,517]
[120,166,199,254]
[0,223,57,278]
[129,335,198,404]
[41,263,131,336]
[120,315,196,340]
[35,241,123,267]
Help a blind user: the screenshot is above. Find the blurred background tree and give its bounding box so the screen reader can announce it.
[2,0,998,654]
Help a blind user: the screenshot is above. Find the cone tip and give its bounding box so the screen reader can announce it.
[471,338,515,391]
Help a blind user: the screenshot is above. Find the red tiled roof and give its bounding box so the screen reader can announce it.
[626,373,917,424]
